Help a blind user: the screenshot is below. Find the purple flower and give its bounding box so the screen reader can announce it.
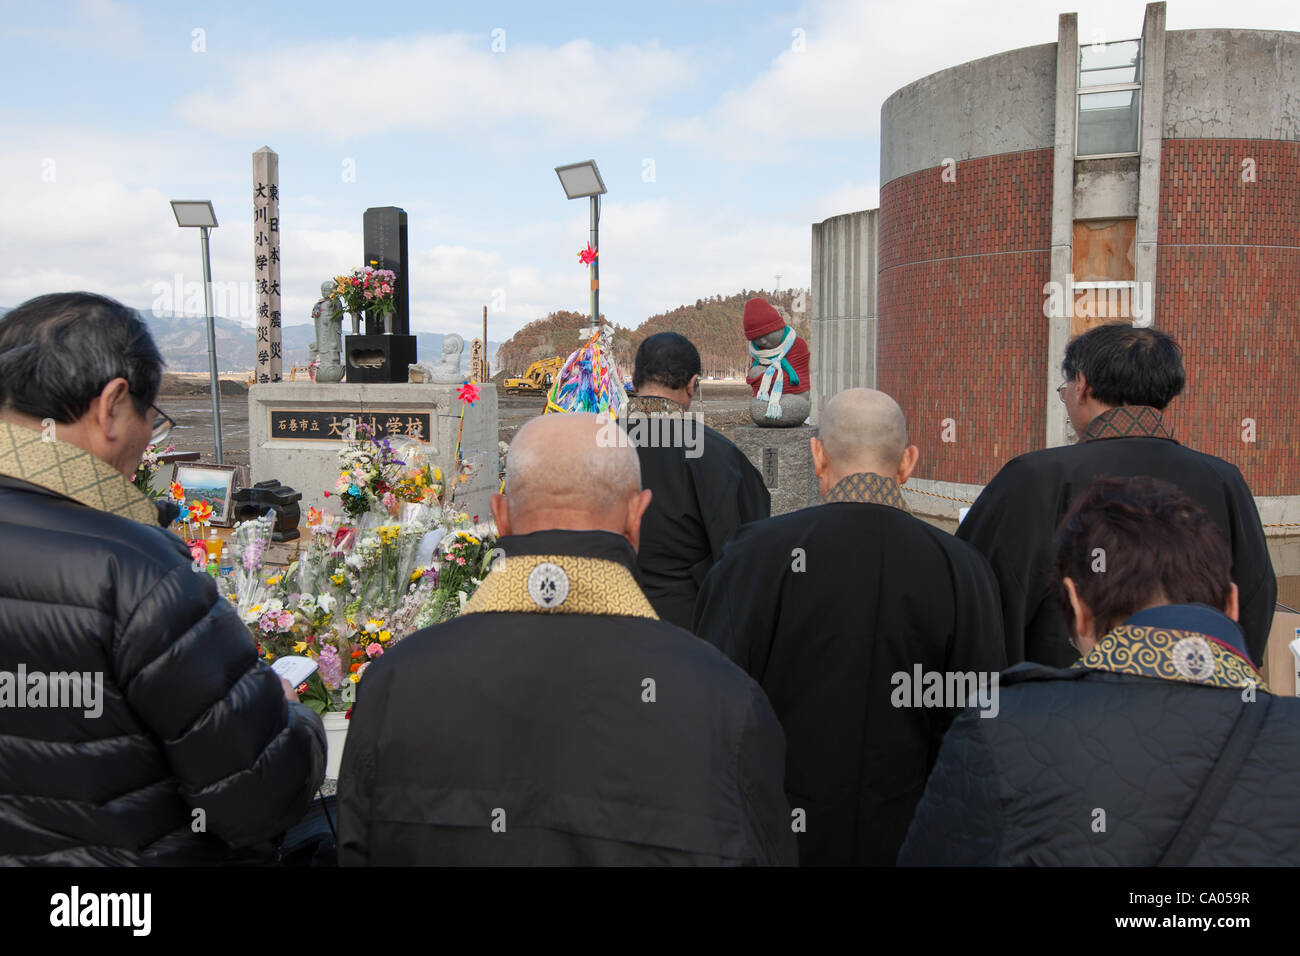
[318,645,344,690]
[242,539,265,571]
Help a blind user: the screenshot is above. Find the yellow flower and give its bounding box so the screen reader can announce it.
[457,532,480,546]
[249,604,263,615]
[348,673,361,683]
[293,641,307,653]
[330,573,345,586]
[434,467,442,481]
[410,568,424,582]
[266,575,282,587]
[378,630,392,642]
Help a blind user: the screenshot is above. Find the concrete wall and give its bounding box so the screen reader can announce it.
[880,43,1058,184]
[809,209,877,423]
[248,382,498,522]
[1073,157,1140,220]
[1163,30,1300,140]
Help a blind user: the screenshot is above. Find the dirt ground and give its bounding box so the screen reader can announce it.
[158,376,757,471]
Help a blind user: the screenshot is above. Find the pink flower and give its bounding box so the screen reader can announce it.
[277,610,294,630]
[382,492,397,511]
[366,643,383,658]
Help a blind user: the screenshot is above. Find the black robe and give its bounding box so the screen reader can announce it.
[338,529,797,866]
[957,417,1276,668]
[626,400,770,630]
[693,486,1006,866]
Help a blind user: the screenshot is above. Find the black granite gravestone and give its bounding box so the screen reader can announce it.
[362,206,409,336]
[343,206,417,382]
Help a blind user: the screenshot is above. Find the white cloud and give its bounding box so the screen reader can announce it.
[665,0,1300,158]
[178,35,696,143]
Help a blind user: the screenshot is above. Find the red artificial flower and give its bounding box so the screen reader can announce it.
[578,243,598,266]
[457,382,480,405]
[345,707,353,720]
[349,662,362,673]
[296,682,308,695]
[351,648,365,659]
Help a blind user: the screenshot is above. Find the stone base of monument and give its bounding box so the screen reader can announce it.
[733,424,820,516]
[248,381,499,522]
[344,334,417,383]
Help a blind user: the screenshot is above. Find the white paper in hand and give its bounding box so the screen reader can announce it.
[271,655,318,687]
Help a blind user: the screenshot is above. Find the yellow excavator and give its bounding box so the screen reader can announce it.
[504,357,563,395]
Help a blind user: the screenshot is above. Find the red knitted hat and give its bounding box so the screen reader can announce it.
[743,298,785,341]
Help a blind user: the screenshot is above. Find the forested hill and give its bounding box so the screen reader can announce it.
[494,290,810,378]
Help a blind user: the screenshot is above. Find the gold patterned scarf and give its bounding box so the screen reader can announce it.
[625,395,686,417]
[462,552,659,619]
[1072,625,1268,692]
[1081,405,1175,442]
[0,419,160,526]
[824,472,911,512]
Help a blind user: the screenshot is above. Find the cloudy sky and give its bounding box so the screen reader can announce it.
[2,0,1295,341]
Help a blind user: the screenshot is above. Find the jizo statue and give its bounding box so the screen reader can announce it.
[309,280,345,383]
[742,298,811,427]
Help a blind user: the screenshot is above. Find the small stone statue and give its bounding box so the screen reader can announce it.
[310,280,345,384]
[743,298,811,427]
[409,333,466,384]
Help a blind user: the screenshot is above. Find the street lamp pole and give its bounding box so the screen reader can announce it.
[554,161,607,330]
[170,200,223,465]
[199,225,223,463]
[590,194,599,327]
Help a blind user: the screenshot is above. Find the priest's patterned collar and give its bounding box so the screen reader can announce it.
[0,419,161,527]
[824,472,910,512]
[626,395,685,416]
[462,528,659,619]
[1080,405,1175,442]
[1072,624,1267,692]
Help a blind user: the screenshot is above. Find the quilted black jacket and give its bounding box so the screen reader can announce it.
[898,662,1300,865]
[0,475,326,865]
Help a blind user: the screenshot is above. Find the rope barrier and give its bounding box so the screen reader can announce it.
[901,487,976,505]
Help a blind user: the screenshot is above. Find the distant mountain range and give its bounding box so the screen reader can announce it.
[0,306,500,375]
[495,289,811,379]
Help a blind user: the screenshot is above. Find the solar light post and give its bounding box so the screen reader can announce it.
[169,200,223,464]
[555,161,607,327]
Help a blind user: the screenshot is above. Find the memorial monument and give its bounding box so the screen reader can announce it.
[249,203,497,521]
[344,206,417,383]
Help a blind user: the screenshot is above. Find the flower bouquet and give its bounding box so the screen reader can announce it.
[330,265,397,332]
[220,435,496,714]
[131,443,176,500]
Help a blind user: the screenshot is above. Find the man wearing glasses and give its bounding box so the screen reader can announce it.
[0,292,324,865]
[958,323,1274,670]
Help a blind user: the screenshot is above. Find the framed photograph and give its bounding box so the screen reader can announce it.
[171,463,238,527]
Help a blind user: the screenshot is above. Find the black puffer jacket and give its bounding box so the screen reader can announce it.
[0,475,325,865]
[899,618,1300,865]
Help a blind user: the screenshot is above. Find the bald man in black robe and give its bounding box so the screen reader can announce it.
[339,412,796,866]
[693,388,1006,866]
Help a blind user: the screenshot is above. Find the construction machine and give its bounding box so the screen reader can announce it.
[504,357,563,395]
